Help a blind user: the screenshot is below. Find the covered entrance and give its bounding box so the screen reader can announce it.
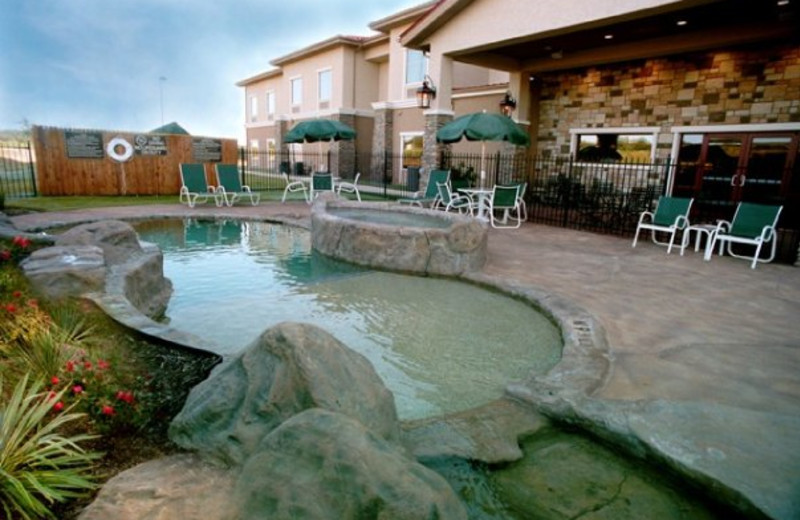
[672,129,799,262]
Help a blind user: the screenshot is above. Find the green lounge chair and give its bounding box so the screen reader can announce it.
[705,202,783,269]
[631,196,693,254]
[214,164,260,207]
[179,164,221,208]
[398,169,450,208]
[488,184,524,229]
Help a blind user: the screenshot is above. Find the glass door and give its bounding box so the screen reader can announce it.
[740,136,794,203]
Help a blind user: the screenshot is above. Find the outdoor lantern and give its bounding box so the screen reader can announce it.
[416,76,437,109]
[500,91,517,117]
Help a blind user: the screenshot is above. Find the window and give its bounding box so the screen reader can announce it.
[266,91,275,120]
[318,69,332,103]
[400,132,423,169]
[291,78,303,106]
[249,96,258,122]
[249,139,260,166]
[571,128,658,162]
[405,49,427,85]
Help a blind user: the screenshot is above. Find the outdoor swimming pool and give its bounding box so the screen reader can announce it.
[134,218,562,420]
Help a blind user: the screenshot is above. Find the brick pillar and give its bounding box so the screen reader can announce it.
[422,111,453,193]
[333,113,356,179]
[370,107,393,183]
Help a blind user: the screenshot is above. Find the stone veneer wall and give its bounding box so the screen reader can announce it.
[370,108,393,183]
[422,112,454,192]
[535,43,800,158]
[332,113,357,178]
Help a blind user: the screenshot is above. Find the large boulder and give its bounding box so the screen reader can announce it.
[234,408,467,520]
[56,220,143,265]
[20,220,172,318]
[169,322,400,466]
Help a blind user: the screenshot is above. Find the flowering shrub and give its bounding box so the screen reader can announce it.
[0,235,32,265]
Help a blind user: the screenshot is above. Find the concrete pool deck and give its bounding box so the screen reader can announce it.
[10,202,800,519]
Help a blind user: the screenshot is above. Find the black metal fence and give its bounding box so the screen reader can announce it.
[0,141,37,200]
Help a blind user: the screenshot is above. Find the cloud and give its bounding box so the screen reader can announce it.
[2,0,423,140]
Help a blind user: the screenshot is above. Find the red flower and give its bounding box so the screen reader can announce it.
[116,390,135,404]
[72,385,83,395]
[27,299,38,307]
[97,359,110,370]
[65,360,76,372]
[101,405,115,416]
[83,361,93,370]
[50,376,60,385]
[12,236,30,248]
[0,250,10,261]
[53,401,64,412]
[12,290,22,299]
[5,304,16,313]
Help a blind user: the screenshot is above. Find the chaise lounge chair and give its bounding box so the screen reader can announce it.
[214,164,260,207]
[179,163,222,208]
[704,202,783,269]
[631,196,693,254]
[398,169,450,208]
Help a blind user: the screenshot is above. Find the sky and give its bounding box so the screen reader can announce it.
[1,0,423,143]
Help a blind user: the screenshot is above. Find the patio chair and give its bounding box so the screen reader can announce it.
[214,164,260,207]
[179,164,221,208]
[398,169,450,208]
[281,172,309,203]
[501,181,528,220]
[435,181,473,215]
[705,202,783,269]
[336,172,361,202]
[488,184,524,229]
[310,172,334,201]
[631,196,693,254]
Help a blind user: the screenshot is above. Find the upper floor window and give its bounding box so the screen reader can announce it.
[318,69,332,103]
[266,91,275,120]
[291,77,303,106]
[249,96,258,122]
[405,49,427,85]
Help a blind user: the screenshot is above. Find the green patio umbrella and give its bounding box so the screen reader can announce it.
[437,111,530,185]
[284,119,356,144]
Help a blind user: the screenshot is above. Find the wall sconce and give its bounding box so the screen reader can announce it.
[500,91,517,117]
[416,75,437,109]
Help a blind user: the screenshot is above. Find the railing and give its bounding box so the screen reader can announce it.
[0,141,37,200]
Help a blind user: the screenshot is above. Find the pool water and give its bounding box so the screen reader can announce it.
[135,219,562,420]
[327,207,452,228]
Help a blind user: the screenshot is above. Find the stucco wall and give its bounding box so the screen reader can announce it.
[535,44,800,158]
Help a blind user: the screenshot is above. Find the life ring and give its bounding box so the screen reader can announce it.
[107,137,134,162]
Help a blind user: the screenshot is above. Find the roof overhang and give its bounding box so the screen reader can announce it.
[236,68,282,87]
[270,35,368,66]
[369,0,438,34]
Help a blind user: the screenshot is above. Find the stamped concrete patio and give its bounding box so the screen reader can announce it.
[10,202,800,519]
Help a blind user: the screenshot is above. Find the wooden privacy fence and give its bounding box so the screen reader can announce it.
[32,125,238,196]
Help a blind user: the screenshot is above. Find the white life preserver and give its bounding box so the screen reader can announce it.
[107,137,134,162]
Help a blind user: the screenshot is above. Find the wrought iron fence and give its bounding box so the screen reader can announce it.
[0,141,37,200]
[237,147,798,263]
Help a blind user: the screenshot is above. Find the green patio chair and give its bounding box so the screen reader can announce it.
[179,163,221,208]
[281,172,309,203]
[705,202,783,269]
[488,184,524,229]
[398,169,450,208]
[214,164,260,207]
[631,196,693,254]
[310,173,334,201]
[435,181,472,215]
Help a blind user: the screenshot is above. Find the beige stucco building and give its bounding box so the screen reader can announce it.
[238,0,799,259]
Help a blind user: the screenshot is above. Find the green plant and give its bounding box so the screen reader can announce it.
[450,163,476,184]
[0,375,100,520]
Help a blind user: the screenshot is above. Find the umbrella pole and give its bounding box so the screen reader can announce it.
[480,142,486,188]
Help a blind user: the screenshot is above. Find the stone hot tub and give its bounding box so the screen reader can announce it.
[311,196,487,276]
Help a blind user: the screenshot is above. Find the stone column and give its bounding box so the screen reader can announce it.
[370,105,393,183]
[333,113,356,179]
[421,111,453,192]
[276,116,290,174]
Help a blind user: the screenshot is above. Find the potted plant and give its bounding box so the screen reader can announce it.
[450,163,476,191]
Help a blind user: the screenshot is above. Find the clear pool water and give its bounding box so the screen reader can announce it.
[135,218,562,420]
[327,207,452,229]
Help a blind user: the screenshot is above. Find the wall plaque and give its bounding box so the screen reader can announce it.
[134,134,168,156]
[192,138,222,162]
[65,130,104,159]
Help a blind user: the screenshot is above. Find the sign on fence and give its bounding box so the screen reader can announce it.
[133,134,168,156]
[192,138,222,162]
[65,130,104,159]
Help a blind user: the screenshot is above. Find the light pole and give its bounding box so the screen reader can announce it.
[159,76,167,125]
